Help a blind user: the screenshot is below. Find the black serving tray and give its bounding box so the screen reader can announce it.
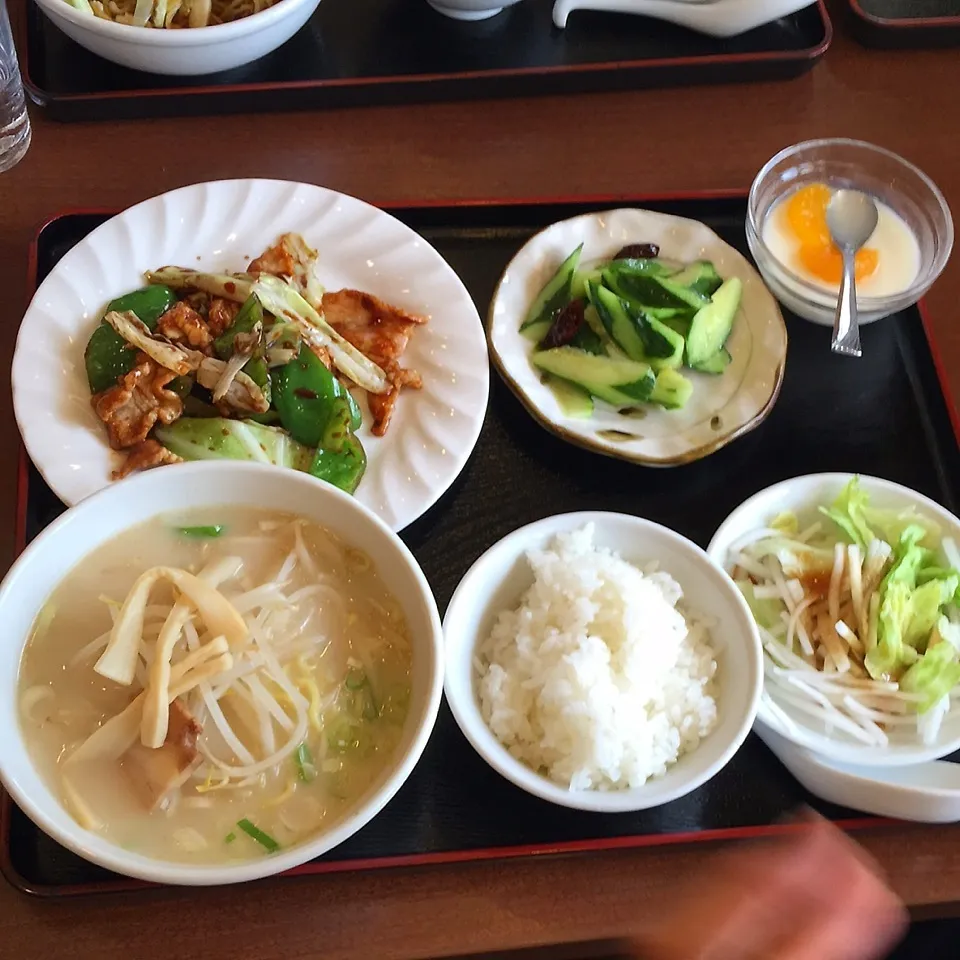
[21,0,832,123]
[845,0,960,46]
[6,193,960,897]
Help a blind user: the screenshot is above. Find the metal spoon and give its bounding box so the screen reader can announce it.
[826,189,879,358]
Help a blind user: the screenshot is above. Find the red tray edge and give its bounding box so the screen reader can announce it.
[847,0,960,30]
[5,188,956,899]
[18,2,833,107]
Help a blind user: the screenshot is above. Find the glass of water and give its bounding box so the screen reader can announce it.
[0,0,30,173]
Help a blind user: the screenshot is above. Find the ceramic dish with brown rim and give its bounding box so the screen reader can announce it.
[487,208,788,467]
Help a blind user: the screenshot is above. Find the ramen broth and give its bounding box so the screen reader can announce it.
[18,509,412,864]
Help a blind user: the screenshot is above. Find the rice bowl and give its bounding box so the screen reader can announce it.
[444,512,762,813]
[477,525,719,792]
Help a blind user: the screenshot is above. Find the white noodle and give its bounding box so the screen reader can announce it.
[274,550,297,584]
[294,522,319,579]
[787,596,816,656]
[828,543,845,626]
[847,544,865,636]
[21,686,56,724]
[245,674,294,732]
[233,680,275,755]
[69,631,112,667]
[835,619,864,656]
[797,521,823,542]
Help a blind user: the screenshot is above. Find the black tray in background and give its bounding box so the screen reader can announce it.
[845,0,960,46]
[6,194,960,898]
[21,0,832,123]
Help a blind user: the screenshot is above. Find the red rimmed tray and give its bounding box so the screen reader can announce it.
[20,0,832,123]
[5,192,960,898]
[845,0,960,46]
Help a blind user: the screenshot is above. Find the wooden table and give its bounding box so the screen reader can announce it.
[3,3,960,957]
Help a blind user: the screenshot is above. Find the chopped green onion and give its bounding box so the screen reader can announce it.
[345,668,380,719]
[362,688,380,721]
[177,525,225,538]
[345,668,367,690]
[237,818,280,853]
[295,742,316,783]
[225,832,236,844]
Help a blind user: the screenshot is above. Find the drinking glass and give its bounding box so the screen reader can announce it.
[0,0,30,173]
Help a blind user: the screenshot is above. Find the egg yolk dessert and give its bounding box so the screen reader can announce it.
[762,183,920,297]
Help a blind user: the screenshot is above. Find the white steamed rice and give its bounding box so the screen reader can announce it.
[476,524,718,791]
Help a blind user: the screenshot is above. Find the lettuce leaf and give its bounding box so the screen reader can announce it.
[881,525,933,593]
[904,578,958,650]
[818,477,876,549]
[866,580,918,680]
[770,512,799,536]
[900,640,960,713]
[735,580,782,632]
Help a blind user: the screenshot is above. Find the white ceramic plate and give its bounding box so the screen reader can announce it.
[488,208,788,467]
[13,179,489,531]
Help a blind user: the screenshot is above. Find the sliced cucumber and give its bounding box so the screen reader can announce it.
[571,266,603,301]
[669,260,722,298]
[607,257,679,278]
[582,303,609,344]
[544,375,594,419]
[521,245,583,339]
[589,282,646,362]
[569,318,605,355]
[637,314,685,368]
[649,368,694,410]
[661,315,692,339]
[691,347,733,375]
[606,269,708,313]
[532,347,655,407]
[685,277,742,369]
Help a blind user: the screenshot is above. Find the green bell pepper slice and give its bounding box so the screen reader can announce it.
[309,399,367,495]
[272,344,359,448]
[84,285,179,393]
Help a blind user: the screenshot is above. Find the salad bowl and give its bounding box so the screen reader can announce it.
[709,473,960,768]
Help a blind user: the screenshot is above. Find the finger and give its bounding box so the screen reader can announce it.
[768,894,907,960]
[767,851,908,960]
[636,833,839,960]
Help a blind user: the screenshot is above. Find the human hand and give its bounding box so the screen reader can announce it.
[633,813,907,960]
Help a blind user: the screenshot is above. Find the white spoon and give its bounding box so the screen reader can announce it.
[758,723,960,824]
[552,0,817,37]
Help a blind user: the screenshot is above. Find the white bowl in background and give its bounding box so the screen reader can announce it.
[32,0,322,76]
[0,461,444,885]
[443,511,763,813]
[707,472,960,767]
[426,0,524,20]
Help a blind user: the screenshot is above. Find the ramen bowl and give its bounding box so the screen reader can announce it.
[0,461,444,885]
[32,0,322,75]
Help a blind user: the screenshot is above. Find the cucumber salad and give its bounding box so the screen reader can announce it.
[727,478,960,747]
[521,241,742,417]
